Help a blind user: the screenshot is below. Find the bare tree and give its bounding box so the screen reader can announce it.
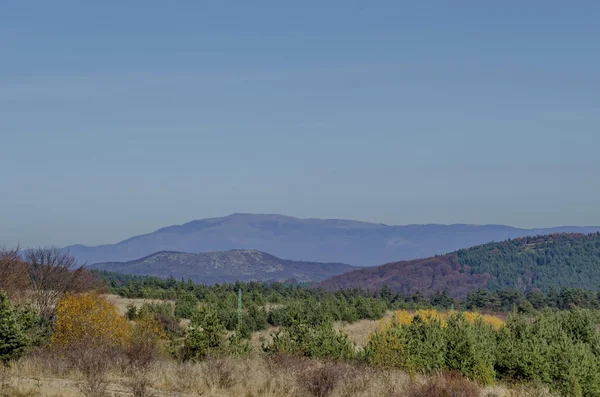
[0,246,30,298]
[25,247,99,319]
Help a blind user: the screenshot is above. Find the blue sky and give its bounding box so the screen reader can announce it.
[1,1,599,248]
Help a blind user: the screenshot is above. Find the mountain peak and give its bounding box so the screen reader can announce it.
[64,214,600,266]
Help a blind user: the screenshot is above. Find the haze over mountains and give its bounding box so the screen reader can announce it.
[66,214,600,266]
[90,249,354,284]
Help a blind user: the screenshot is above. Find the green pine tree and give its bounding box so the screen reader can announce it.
[180,305,227,361]
[0,291,29,364]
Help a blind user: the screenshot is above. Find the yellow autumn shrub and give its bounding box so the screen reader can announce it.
[52,293,131,348]
[380,309,504,330]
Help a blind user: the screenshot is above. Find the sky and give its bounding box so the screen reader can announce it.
[1,1,599,248]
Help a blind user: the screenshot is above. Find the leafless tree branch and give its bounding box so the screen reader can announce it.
[25,247,100,319]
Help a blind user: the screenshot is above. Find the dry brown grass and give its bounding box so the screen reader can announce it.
[250,326,279,351]
[3,352,553,397]
[104,295,173,317]
[335,319,380,348]
[409,372,482,397]
[334,311,394,348]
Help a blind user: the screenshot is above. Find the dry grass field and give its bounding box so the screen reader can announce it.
[335,313,393,348]
[1,353,556,397]
[104,295,174,317]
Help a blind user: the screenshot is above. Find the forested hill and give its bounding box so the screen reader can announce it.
[320,233,600,297]
[456,233,600,291]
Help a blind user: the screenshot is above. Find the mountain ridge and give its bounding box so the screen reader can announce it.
[89,248,355,284]
[65,213,600,266]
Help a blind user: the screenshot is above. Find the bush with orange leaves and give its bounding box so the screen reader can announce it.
[50,293,132,397]
[51,293,131,349]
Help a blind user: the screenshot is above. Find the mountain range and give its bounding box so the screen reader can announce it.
[90,249,355,284]
[66,213,600,266]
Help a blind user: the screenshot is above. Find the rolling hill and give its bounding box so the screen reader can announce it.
[320,233,600,298]
[65,213,600,266]
[89,249,355,284]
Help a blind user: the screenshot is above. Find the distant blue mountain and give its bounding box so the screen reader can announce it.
[64,213,600,266]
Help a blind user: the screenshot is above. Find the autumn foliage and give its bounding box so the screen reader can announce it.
[51,293,131,348]
[388,309,504,330]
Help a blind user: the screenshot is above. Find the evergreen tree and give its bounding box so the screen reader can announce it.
[181,305,227,361]
[0,291,29,364]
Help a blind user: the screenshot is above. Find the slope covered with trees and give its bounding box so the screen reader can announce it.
[321,233,600,297]
[457,233,600,291]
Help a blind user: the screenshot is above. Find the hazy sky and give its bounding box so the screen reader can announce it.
[2,1,599,248]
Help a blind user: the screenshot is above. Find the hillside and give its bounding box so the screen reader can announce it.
[320,233,600,297]
[64,213,600,266]
[89,249,355,284]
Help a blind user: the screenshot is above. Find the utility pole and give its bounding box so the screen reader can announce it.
[237,288,243,331]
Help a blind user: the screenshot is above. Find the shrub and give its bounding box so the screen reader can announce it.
[363,318,409,369]
[366,311,495,383]
[155,312,181,336]
[245,304,269,332]
[73,345,116,397]
[354,297,387,320]
[14,303,49,348]
[390,309,504,329]
[445,314,496,385]
[264,320,355,360]
[0,291,29,364]
[138,302,173,318]
[297,361,345,397]
[495,310,600,397]
[226,332,252,356]
[366,313,447,373]
[409,372,481,397]
[267,300,334,328]
[51,293,131,397]
[203,357,236,389]
[125,315,166,397]
[125,314,166,369]
[51,293,131,349]
[125,303,138,320]
[495,314,551,384]
[180,305,227,361]
[307,322,355,360]
[127,374,155,397]
[403,313,447,373]
[174,293,198,319]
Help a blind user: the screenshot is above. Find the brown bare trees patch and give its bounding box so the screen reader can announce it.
[25,247,99,319]
[0,247,29,298]
[0,246,101,318]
